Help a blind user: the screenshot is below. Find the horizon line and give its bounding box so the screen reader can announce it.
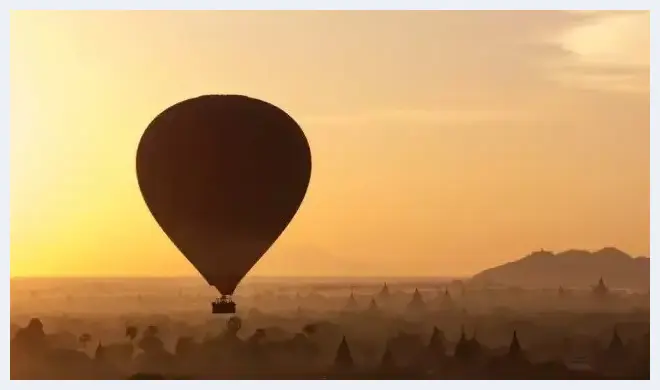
[9,274,469,280]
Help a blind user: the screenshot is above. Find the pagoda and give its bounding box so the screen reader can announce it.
[406,288,427,312]
[344,292,359,311]
[334,336,354,371]
[377,282,390,301]
[593,277,610,298]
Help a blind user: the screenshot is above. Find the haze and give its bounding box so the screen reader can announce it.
[9,11,649,278]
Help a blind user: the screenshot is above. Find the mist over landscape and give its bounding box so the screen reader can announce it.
[10,247,650,379]
[10,9,649,381]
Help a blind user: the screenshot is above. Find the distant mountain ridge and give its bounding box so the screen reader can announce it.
[471,247,649,291]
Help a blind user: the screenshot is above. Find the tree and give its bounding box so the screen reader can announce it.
[144,325,159,338]
[79,333,92,350]
[125,326,138,342]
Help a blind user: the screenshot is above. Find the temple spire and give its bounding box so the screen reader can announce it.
[377,282,390,301]
[407,288,427,312]
[334,336,354,370]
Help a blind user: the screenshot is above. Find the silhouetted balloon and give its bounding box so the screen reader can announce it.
[136,95,312,296]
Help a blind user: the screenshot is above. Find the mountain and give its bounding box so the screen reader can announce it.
[470,247,649,290]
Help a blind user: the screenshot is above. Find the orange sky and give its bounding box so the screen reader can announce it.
[9,11,649,278]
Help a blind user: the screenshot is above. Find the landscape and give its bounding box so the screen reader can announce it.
[10,247,650,379]
[10,10,649,380]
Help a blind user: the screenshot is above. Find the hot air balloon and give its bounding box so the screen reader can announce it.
[136,95,312,314]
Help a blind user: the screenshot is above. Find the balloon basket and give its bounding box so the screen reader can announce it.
[212,296,236,314]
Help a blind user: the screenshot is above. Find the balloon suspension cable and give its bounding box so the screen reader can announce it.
[217,294,232,303]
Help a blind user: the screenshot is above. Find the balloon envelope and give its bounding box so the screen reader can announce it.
[136,95,312,295]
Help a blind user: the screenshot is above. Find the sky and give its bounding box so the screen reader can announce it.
[10,11,649,278]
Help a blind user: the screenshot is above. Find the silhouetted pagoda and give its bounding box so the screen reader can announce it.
[344,292,359,311]
[453,326,469,360]
[377,282,390,301]
[607,327,624,355]
[597,326,629,376]
[438,288,454,310]
[380,344,396,371]
[507,330,527,363]
[294,292,303,307]
[467,329,483,357]
[290,332,312,356]
[406,288,427,312]
[427,326,446,359]
[94,342,105,362]
[366,298,380,314]
[334,336,354,370]
[455,325,483,363]
[488,330,531,375]
[593,277,609,298]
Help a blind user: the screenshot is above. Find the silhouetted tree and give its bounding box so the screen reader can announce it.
[79,333,92,350]
[302,323,317,337]
[125,326,138,342]
[138,325,164,354]
[12,318,47,356]
[144,325,159,338]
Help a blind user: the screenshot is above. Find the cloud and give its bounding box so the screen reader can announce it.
[293,11,649,123]
[546,11,649,93]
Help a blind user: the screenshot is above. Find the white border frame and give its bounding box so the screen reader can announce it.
[2,1,656,388]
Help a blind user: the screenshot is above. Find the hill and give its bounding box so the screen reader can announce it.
[470,247,649,291]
